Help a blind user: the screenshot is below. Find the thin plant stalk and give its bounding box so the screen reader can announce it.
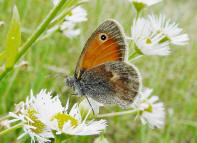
[130,55,143,62]
[0,114,9,122]
[0,123,23,136]
[136,10,141,20]
[129,51,138,60]
[96,109,138,118]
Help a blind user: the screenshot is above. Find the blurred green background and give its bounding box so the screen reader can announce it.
[0,0,197,142]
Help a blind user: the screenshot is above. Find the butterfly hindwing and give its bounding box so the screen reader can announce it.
[75,20,127,79]
[79,61,141,108]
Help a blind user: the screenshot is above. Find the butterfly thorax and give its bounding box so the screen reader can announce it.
[65,76,83,95]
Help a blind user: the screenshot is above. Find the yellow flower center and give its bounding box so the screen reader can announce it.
[146,38,152,44]
[68,11,73,16]
[51,112,78,131]
[26,108,45,134]
[156,30,170,43]
[144,103,153,113]
[139,100,153,115]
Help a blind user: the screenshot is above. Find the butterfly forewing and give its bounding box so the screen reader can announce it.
[75,20,127,79]
[79,62,141,108]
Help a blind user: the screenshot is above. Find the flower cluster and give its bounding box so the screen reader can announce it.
[126,0,189,56]
[8,90,107,143]
[49,0,88,38]
[131,14,189,56]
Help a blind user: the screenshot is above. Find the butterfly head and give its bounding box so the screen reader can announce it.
[65,76,83,95]
[65,76,75,89]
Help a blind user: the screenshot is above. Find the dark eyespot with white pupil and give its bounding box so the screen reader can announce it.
[99,33,108,41]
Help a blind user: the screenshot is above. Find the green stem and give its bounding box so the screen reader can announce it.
[96,109,138,118]
[0,0,67,81]
[128,51,138,60]
[136,11,140,20]
[0,114,9,122]
[0,123,23,136]
[129,55,143,62]
[0,68,12,80]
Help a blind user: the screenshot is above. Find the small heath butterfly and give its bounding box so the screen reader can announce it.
[65,19,141,108]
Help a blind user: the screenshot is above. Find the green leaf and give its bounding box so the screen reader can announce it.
[5,5,21,69]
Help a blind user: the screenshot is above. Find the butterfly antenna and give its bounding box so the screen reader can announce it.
[84,95,95,115]
[45,74,59,79]
[45,73,68,79]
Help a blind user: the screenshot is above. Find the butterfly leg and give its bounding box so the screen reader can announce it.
[84,95,95,115]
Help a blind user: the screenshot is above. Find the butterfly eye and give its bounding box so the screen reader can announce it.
[99,33,108,42]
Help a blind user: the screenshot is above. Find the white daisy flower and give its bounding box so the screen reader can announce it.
[131,88,165,128]
[65,6,87,23]
[128,0,162,11]
[131,18,170,56]
[8,90,54,143]
[149,14,189,46]
[37,93,107,136]
[79,97,103,116]
[60,21,80,38]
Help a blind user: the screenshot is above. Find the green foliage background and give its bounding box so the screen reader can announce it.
[0,0,197,142]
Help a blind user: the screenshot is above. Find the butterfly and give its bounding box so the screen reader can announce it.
[65,19,141,108]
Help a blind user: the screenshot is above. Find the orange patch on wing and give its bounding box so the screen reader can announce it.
[79,36,121,71]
